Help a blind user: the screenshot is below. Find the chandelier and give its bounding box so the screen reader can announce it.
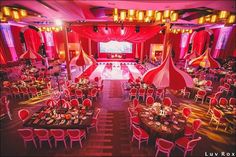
[113,8,179,23]
[198,10,235,25]
[0,6,28,22]
[38,26,63,32]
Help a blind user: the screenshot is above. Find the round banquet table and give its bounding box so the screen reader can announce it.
[139,105,186,142]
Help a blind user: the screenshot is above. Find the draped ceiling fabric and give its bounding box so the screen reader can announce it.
[189,48,221,68]
[71,26,162,43]
[142,47,193,90]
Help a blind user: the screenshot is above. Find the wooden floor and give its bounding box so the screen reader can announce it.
[0,80,235,157]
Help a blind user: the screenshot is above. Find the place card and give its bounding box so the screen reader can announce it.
[47,119,54,125]
[33,119,40,124]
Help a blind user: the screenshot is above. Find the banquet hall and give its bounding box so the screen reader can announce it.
[0,1,235,157]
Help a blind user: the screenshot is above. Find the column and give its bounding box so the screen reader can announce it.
[88,38,92,56]
[63,25,71,80]
[162,22,171,61]
[140,42,144,63]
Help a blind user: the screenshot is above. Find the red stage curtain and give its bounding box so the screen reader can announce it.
[10,26,24,58]
[24,29,41,53]
[192,31,210,56]
[71,26,162,43]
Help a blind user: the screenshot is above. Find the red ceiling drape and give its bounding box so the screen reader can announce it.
[72,26,162,43]
[24,29,41,54]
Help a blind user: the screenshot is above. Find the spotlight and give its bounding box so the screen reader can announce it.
[93,25,98,32]
[54,19,63,26]
[135,25,140,33]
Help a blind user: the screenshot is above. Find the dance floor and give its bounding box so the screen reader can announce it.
[89,62,143,80]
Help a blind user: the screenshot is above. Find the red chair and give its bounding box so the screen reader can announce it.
[46,99,57,108]
[64,89,71,101]
[67,129,86,148]
[175,136,202,157]
[0,96,12,120]
[88,88,98,101]
[133,98,139,108]
[184,119,202,138]
[82,98,92,108]
[138,88,146,101]
[229,97,236,107]
[155,89,164,100]
[128,107,140,129]
[87,108,100,132]
[70,99,79,108]
[218,97,228,108]
[182,107,191,120]
[205,80,212,88]
[74,77,80,83]
[206,91,222,103]
[18,128,37,149]
[75,89,84,100]
[146,88,154,97]
[129,88,137,100]
[18,109,29,122]
[29,86,41,97]
[209,108,227,130]
[163,97,172,107]
[131,124,149,150]
[50,129,67,148]
[146,96,154,106]
[12,86,21,98]
[20,87,30,99]
[155,138,174,157]
[207,98,218,115]
[57,99,67,107]
[194,90,206,104]
[34,129,52,148]
[180,88,191,98]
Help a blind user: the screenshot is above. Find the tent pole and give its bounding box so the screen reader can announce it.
[162,22,171,62]
[63,24,72,80]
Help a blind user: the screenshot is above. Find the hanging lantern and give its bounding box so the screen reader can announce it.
[113,14,118,22]
[128,9,135,17]
[198,16,205,24]
[19,9,27,17]
[146,10,154,17]
[189,29,193,33]
[227,14,235,24]
[128,16,134,22]
[170,12,178,22]
[210,14,217,23]
[219,10,229,19]
[113,8,118,15]
[163,10,170,19]
[2,6,11,16]
[137,11,144,21]
[120,10,126,21]
[155,11,162,21]
[12,10,20,21]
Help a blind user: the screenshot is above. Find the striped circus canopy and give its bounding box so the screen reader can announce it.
[143,53,193,90]
[184,51,197,60]
[19,50,43,60]
[189,48,221,68]
[70,48,92,67]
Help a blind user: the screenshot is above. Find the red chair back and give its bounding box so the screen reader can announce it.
[219,98,228,107]
[50,129,65,139]
[34,129,50,139]
[94,77,99,82]
[18,128,34,140]
[213,108,223,119]
[18,109,29,122]
[139,88,145,94]
[187,137,202,151]
[209,98,218,107]
[163,97,172,107]
[193,119,202,131]
[198,90,206,96]
[46,99,57,107]
[157,138,174,152]
[70,99,79,108]
[133,98,139,107]
[147,88,154,95]
[75,89,83,96]
[182,107,191,119]
[229,98,236,106]
[57,99,67,107]
[82,98,92,107]
[146,96,154,106]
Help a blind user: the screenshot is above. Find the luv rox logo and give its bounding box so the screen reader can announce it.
[204,152,235,157]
